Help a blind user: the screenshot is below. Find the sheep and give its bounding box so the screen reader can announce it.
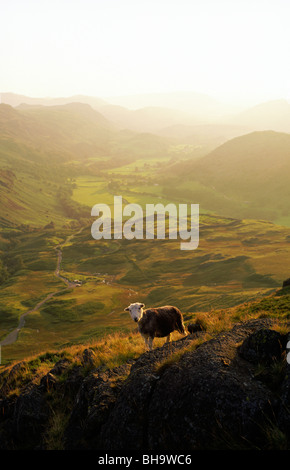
[125,302,186,350]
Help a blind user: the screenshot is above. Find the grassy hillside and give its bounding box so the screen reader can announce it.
[0,102,114,161]
[0,103,177,228]
[163,131,290,224]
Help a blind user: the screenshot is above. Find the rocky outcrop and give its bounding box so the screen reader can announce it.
[283,278,290,288]
[97,319,288,451]
[0,318,289,450]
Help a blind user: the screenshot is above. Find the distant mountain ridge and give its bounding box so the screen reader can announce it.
[1,92,107,109]
[229,99,290,133]
[2,91,290,138]
[1,91,221,133]
[1,90,223,114]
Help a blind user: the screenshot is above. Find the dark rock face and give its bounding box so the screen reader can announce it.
[98,338,192,451]
[1,318,290,450]
[283,278,290,288]
[238,328,287,365]
[12,385,49,448]
[187,318,206,334]
[64,362,133,450]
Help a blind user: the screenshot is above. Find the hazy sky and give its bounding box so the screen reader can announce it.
[1,0,290,106]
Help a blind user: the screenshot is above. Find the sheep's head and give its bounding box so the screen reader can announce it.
[125,302,145,323]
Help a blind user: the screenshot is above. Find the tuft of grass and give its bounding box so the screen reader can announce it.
[253,359,287,391]
[261,417,289,450]
[187,309,235,336]
[81,331,146,370]
[44,407,69,450]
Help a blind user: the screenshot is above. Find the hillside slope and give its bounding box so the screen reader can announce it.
[0,102,173,227]
[0,102,114,161]
[165,131,290,222]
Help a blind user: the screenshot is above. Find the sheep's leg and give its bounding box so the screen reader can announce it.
[148,337,154,350]
[142,334,149,350]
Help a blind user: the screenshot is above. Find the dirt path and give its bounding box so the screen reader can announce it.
[0,291,62,346]
[0,227,85,347]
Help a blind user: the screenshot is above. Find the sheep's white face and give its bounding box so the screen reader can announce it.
[125,302,145,323]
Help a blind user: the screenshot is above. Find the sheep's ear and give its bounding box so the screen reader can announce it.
[140,303,145,308]
[124,307,129,311]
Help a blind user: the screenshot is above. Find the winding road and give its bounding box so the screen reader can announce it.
[0,227,84,347]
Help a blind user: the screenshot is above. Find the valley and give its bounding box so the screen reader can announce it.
[1,94,290,365]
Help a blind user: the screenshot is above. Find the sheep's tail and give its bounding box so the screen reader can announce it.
[176,310,186,335]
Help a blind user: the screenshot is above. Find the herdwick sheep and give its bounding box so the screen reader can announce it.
[125,302,186,350]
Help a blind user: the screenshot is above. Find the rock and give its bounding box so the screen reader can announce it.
[187,318,206,334]
[81,348,96,367]
[277,361,290,433]
[98,335,202,450]
[62,364,84,396]
[64,362,132,450]
[238,328,287,365]
[12,385,50,448]
[40,372,57,391]
[44,221,55,230]
[283,278,290,288]
[49,358,71,375]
